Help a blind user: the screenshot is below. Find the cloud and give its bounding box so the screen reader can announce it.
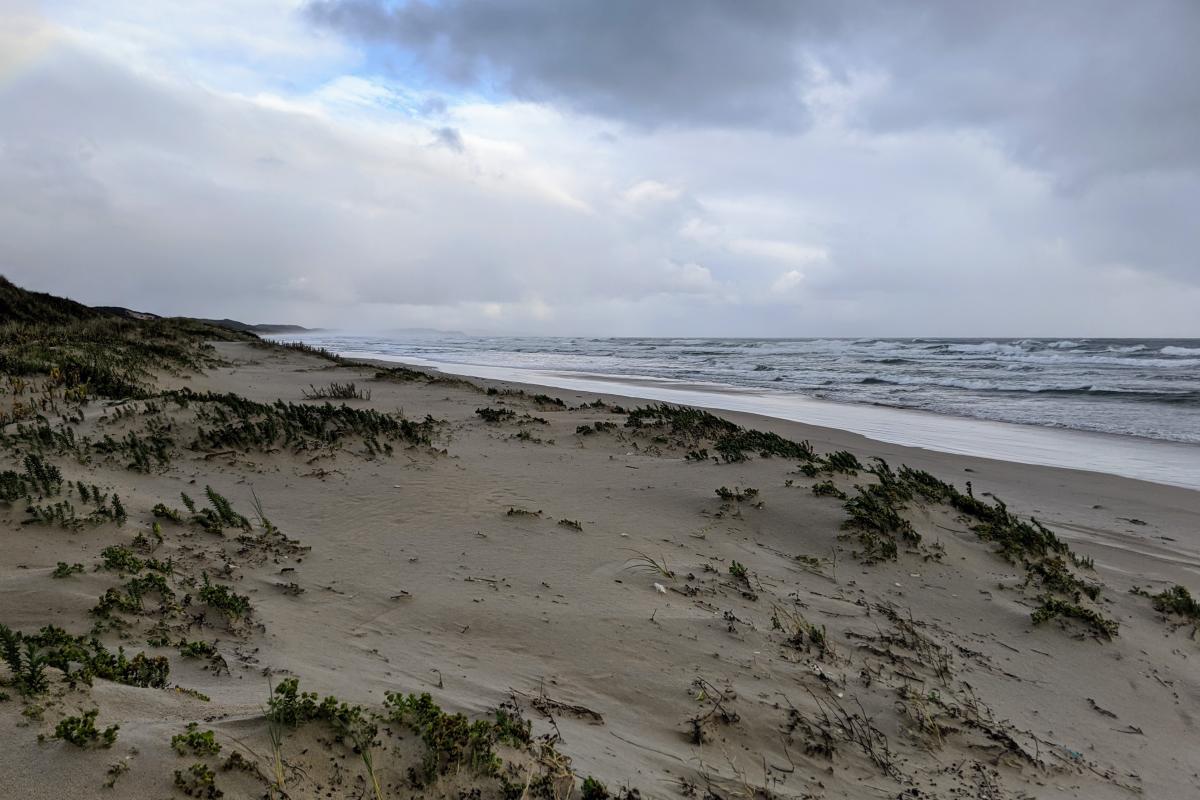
[848,1,1200,185]
[0,40,748,331]
[2,2,1197,337]
[730,239,828,268]
[770,269,805,296]
[305,0,821,130]
[431,125,464,152]
[657,261,717,295]
[620,180,683,209]
[306,0,1200,189]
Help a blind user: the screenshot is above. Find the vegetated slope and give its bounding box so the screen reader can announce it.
[1,274,306,334]
[0,276,105,324]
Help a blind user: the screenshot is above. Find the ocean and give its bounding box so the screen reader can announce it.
[269,334,1200,488]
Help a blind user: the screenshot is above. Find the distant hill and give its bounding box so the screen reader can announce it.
[1,276,309,334]
[191,319,313,334]
[93,306,163,321]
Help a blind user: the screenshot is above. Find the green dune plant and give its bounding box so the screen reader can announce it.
[0,277,242,404]
[715,486,759,502]
[172,722,222,756]
[827,460,1117,637]
[52,562,84,578]
[0,453,63,503]
[198,574,252,620]
[53,709,119,748]
[626,403,814,462]
[622,550,675,580]
[476,406,516,423]
[1140,584,1200,620]
[302,381,370,400]
[174,762,221,798]
[1032,597,1119,639]
[164,388,436,457]
[3,624,169,690]
[0,623,49,696]
[811,480,847,499]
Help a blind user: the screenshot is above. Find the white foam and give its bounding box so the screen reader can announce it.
[353,352,1200,491]
[945,341,1029,355]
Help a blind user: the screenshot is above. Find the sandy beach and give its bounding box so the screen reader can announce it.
[4,333,1199,799]
[7,1,1200,796]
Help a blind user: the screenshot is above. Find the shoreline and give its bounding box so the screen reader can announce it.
[347,352,1200,577]
[332,348,1200,492]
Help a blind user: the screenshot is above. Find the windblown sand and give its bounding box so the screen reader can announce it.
[2,340,1198,798]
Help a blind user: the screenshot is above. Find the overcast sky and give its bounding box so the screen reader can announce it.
[2,1,1198,336]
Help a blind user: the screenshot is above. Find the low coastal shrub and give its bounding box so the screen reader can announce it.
[23,478,127,530]
[0,624,49,696]
[837,461,924,561]
[174,762,221,798]
[178,640,218,659]
[581,776,609,800]
[715,486,758,502]
[264,678,552,789]
[91,572,177,619]
[163,388,436,456]
[476,406,515,423]
[1140,584,1200,620]
[383,691,503,781]
[52,562,84,578]
[198,574,252,620]
[99,545,145,574]
[576,421,616,435]
[172,722,222,756]
[152,502,184,523]
[3,624,169,690]
[1025,557,1101,602]
[265,339,344,363]
[626,404,813,462]
[92,425,174,472]
[811,480,847,499]
[0,310,234,406]
[1032,596,1119,639]
[820,450,863,474]
[529,393,565,408]
[506,507,541,518]
[823,460,1119,637]
[0,454,64,501]
[771,605,830,657]
[53,709,119,748]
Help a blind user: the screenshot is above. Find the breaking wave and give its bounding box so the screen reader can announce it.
[268,333,1200,444]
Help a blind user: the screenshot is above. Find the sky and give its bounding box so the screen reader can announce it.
[1,0,1198,336]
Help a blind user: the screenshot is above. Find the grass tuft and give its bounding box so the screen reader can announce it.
[302,382,370,400]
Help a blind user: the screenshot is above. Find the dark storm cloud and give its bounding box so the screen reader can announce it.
[848,2,1200,184]
[304,0,828,130]
[306,0,1200,183]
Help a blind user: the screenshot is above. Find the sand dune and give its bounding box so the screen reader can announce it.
[2,339,1199,799]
